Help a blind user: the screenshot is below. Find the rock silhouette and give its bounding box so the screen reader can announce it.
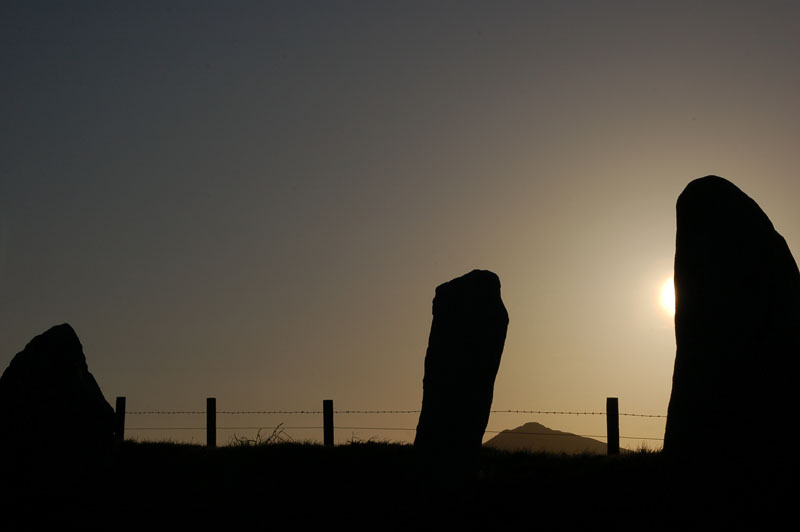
[664,176,800,457]
[0,323,115,455]
[414,269,509,475]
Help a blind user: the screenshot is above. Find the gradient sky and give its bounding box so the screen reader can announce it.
[2,1,800,447]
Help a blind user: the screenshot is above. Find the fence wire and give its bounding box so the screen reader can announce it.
[126,409,666,418]
[122,405,666,443]
[125,425,664,441]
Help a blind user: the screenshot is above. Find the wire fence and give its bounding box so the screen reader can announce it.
[126,409,666,417]
[121,404,667,444]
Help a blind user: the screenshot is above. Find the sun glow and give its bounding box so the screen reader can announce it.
[659,276,675,317]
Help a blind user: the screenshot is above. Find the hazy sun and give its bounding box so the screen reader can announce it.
[659,276,675,317]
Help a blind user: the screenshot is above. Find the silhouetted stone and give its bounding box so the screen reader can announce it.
[0,323,115,455]
[415,269,509,475]
[664,176,800,457]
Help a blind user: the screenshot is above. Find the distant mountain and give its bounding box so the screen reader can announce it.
[484,422,608,454]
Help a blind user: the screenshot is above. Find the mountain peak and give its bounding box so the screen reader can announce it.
[484,422,608,455]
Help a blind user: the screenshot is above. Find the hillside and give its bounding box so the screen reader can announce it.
[484,422,608,454]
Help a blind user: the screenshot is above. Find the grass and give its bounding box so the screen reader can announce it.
[1,439,793,530]
[228,424,295,446]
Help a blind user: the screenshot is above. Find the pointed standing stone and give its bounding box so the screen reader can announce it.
[0,324,115,455]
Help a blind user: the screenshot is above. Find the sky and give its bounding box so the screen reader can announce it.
[2,1,800,448]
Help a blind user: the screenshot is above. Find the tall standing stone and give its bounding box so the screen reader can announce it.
[0,323,115,455]
[664,176,800,456]
[415,269,509,473]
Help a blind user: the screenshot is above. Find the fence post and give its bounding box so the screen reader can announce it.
[606,397,619,455]
[115,396,126,442]
[323,399,334,447]
[207,397,216,448]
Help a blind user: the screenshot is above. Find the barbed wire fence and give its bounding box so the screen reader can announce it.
[115,397,667,452]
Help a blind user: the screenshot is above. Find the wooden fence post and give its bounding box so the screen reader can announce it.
[606,397,619,455]
[115,396,126,442]
[207,397,216,448]
[323,399,334,447]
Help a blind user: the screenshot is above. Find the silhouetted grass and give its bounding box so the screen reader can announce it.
[1,439,792,531]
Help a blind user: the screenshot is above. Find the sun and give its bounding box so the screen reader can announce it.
[659,276,675,317]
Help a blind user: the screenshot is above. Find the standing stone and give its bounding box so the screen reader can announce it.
[415,269,509,473]
[0,323,115,455]
[664,176,800,456]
